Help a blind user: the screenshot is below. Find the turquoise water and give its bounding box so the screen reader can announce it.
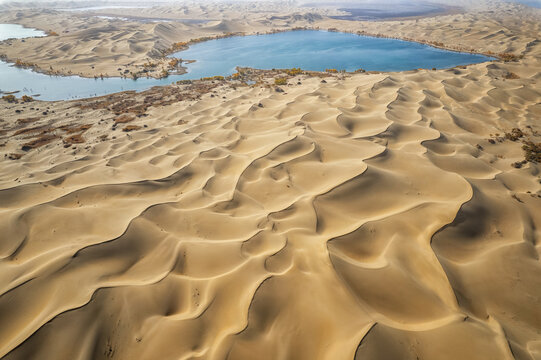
[0,28,494,101]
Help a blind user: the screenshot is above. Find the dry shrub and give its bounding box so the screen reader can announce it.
[21,135,58,151]
[285,68,302,76]
[505,128,524,141]
[17,117,40,124]
[2,95,17,103]
[522,141,541,163]
[499,53,523,62]
[63,134,85,146]
[123,125,141,132]
[8,153,23,160]
[504,72,520,79]
[201,76,225,81]
[14,126,51,136]
[60,124,92,134]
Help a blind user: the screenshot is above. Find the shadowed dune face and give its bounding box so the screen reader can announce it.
[0,4,541,360]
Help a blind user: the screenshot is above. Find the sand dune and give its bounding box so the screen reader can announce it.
[0,1,540,360]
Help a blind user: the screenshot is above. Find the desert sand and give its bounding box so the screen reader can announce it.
[0,1,540,359]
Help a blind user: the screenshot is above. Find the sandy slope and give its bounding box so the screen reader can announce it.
[0,2,540,360]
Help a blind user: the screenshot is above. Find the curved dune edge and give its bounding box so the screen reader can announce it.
[1,4,541,360]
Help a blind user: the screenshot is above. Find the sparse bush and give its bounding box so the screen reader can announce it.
[505,128,524,141]
[504,72,520,79]
[285,68,302,76]
[201,76,225,81]
[2,95,17,103]
[46,30,59,36]
[170,41,189,52]
[522,141,541,163]
[14,59,33,68]
[61,124,92,134]
[8,153,23,160]
[21,134,58,151]
[21,95,34,102]
[274,77,287,85]
[325,69,338,73]
[499,53,523,62]
[63,134,85,145]
[123,125,141,132]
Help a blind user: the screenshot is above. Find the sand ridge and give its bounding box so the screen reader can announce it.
[0,2,540,360]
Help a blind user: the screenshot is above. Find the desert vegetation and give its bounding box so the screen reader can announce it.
[165,32,243,55]
[522,141,541,163]
[490,127,541,168]
[14,59,35,68]
[285,68,303,76]
[498,52,524,62]
[2,95,17,103]
[62,134,85,146]
[201,76,225,81]
[504,72,520,79]
[123,125,142,132]
[21,134,58,151]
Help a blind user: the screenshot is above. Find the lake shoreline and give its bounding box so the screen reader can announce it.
[0,29,496,101]
[0,26,499,85]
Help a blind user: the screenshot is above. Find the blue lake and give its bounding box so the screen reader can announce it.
[0,27,494,101]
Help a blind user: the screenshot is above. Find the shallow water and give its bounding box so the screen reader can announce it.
[0,28,494,101]
[0,24,46,41]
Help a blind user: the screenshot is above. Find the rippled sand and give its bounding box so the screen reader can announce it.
[0,1,540,359]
